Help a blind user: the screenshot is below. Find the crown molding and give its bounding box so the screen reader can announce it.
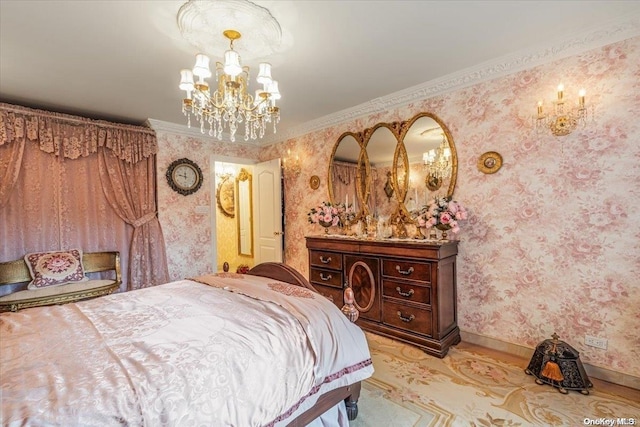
[260,13,640,145]
[150,13,640,147]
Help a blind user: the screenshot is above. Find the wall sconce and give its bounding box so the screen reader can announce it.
[535,84,590,136]
[282,149,301,177]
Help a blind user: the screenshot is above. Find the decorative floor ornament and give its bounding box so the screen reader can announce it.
[525,333,593,394]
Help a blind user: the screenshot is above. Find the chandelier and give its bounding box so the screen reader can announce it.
[179,29,281,142]
[423,134,452,182]
[535,84,589,137]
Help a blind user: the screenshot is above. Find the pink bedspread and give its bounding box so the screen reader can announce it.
[0,273,373,426]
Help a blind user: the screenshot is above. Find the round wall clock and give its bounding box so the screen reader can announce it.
[477,151,503,174]
[166,158,203,196]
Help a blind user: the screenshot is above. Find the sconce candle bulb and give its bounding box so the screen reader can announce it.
[557,84,564,101]
[578,89,586,107]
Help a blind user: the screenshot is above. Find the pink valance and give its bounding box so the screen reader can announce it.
[0,103,157,163]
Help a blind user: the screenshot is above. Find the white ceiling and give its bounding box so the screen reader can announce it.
[2,1,640,146]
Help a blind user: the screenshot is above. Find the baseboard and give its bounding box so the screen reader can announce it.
[460,331,640,391]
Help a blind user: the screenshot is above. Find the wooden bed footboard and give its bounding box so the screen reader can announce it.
[247,262,364,424]
[286,382,361,426]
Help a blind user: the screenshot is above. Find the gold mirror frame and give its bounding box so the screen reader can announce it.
[398,112,458,201]
[236,168,253,257]
[327,112,457,236]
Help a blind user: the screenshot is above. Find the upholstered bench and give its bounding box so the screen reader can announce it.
[0,251,121,313]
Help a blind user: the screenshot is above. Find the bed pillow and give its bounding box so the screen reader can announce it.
[25,249,87,290]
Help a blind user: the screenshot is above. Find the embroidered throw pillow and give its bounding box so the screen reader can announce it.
[25,249,87,289]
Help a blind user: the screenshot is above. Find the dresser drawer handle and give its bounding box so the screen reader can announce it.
[319,256,332,264]
[397,311,415,323]
[395,287,414,298]
[320,273,332,281]
[396,265,414,275]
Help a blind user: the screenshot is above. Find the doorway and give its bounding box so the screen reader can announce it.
[211,155,283,272]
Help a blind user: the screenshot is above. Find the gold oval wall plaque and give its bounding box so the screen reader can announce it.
[478,151,503,174]
[309,175,320,190]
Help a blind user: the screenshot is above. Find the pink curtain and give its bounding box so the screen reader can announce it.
[0,103,169,291]
[99,150,169,290]
[332,161,358,207]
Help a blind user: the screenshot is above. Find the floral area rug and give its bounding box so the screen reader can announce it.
[351,333,639,426]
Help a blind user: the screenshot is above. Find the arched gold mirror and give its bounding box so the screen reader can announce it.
[399,112,457,206]
[362,124,400,222]
[329,132,368,218]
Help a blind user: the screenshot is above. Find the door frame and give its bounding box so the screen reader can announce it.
[210,154,256,272]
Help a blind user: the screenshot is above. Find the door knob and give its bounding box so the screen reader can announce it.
[273,231,284,236]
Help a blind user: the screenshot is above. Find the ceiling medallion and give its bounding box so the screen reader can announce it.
[177,0,283,61]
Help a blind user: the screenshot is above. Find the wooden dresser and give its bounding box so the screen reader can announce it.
[306,236,460,358]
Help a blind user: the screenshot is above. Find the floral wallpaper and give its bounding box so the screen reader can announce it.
[157,37,640,379]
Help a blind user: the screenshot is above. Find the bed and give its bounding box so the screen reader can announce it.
[0,262,373,426]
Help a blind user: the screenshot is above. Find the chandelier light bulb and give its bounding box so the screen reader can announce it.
[269,80,281,100]
[257,63,273,85]
[193,54,212,78]
[179,69,195,92]
[223,50,242,77]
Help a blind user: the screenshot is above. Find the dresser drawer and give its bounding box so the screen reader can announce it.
[309,250,342,270]
[312,284,343,308]
[382,259,431,283]
[382,300,432,336]
[382,279,431,306]
[309,267,343,289]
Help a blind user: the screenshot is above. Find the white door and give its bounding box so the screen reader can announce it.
[253,158,283,263]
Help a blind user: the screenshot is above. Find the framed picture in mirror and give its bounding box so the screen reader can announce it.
[425,174,442,191]
[216,176,235,218]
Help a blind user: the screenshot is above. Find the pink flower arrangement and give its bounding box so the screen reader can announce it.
[307,201,345,227]
[416,197,468,234]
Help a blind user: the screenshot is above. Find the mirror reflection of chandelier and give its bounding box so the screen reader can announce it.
[423,134,452,180]
[178,29,281,142]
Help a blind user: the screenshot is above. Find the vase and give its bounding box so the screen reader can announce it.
[318,220,333,234]
[435,223,452,240]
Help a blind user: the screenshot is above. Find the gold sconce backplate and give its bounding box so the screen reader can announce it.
[478,151,503,174]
